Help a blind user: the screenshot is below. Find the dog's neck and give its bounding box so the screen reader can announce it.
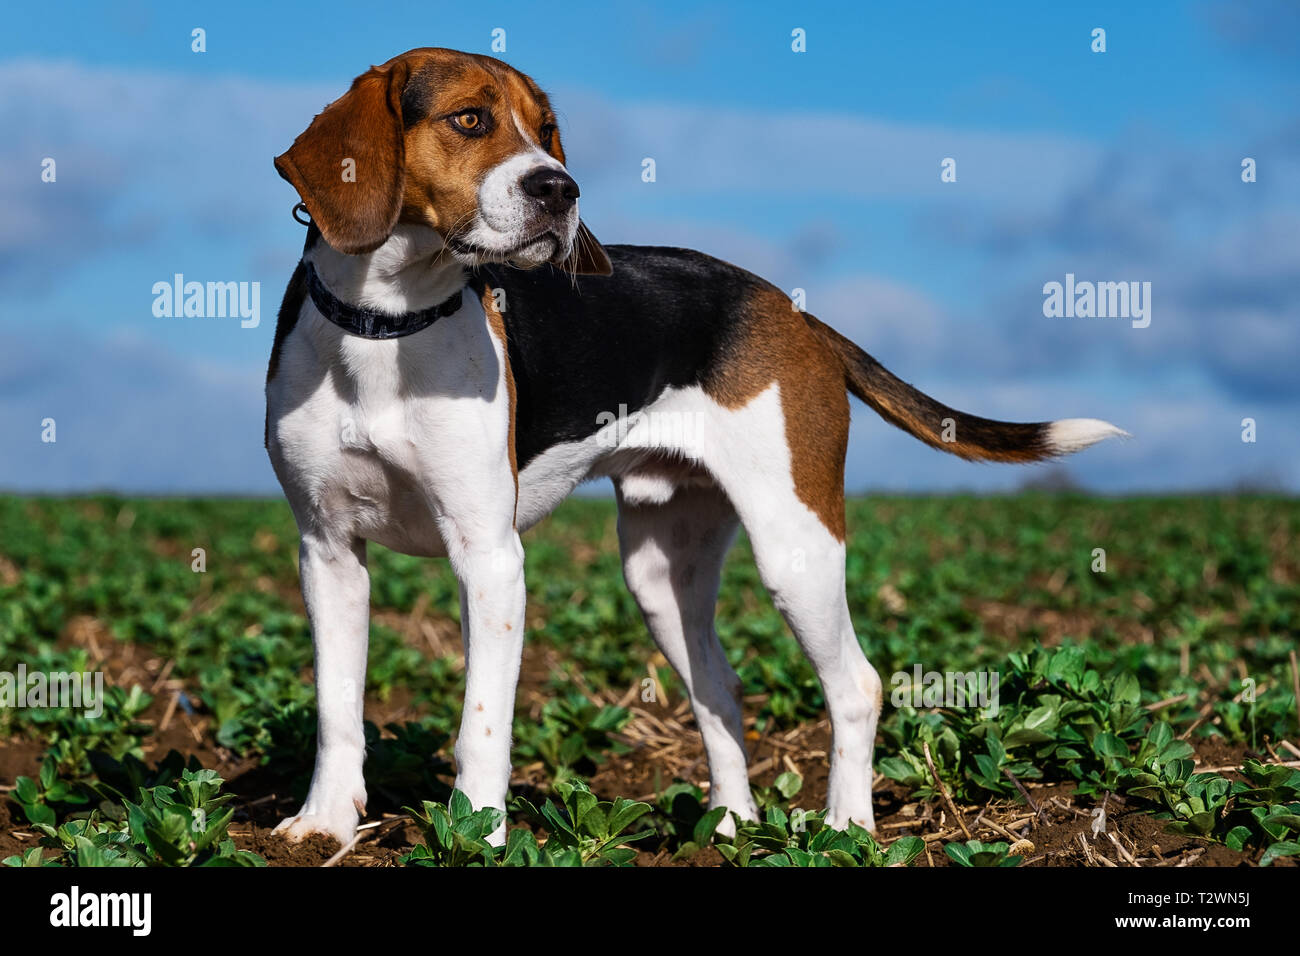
[305,224,467,317]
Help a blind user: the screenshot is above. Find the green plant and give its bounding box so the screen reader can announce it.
[512,693,630,784]
[512,781,655,866]
[944,839,1023,867]
[710,806,925,868]
[753,771,803,812]
[401,782,656,867]
[23,816,139,867]
[116,768,264,866]
[8,768,263,867]
[401,790,506,867]
[11,756,90,826]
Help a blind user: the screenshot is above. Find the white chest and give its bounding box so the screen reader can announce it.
[268,301,515,556]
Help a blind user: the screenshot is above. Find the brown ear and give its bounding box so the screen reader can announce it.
[274,61,410,254]
[559,220,613,276]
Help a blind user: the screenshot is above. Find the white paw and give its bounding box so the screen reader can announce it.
[274,795,365,846]
[714,811,738,839]
[708,795,758,839]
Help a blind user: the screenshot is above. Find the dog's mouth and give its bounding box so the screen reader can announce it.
[445,231,561,267]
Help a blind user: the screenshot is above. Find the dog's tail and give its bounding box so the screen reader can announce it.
[807,317,1128,462]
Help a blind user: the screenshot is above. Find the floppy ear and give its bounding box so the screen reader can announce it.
[559,220,613,276]
[274,61,411,254]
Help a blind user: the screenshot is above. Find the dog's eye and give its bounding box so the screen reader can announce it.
[539,123,556,150]
[450,110,489,135]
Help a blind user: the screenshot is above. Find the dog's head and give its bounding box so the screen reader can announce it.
[275,47,611,275]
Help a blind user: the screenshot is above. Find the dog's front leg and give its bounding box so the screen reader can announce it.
[274,533,370,846]
[442,515,526,845]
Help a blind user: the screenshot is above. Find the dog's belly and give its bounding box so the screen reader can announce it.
[357,436,714,555]
[361,381,725,550]
[317,427,716,559]
[348,449,593,557]
[359,440,603,553]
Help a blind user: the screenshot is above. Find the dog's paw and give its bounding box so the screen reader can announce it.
[273,802,363,846]
[713,811,739,840]
[702,799,758,840]
[483,820,507,848]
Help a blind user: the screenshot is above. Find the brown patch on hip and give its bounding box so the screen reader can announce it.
[703,286,848,541]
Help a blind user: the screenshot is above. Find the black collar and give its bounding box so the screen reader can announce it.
[302,259,464,340]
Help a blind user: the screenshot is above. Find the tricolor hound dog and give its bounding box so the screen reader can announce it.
[265,47,1126,846]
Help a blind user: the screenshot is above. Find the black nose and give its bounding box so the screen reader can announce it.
[521,167,579,215]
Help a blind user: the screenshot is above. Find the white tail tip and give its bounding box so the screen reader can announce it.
[1046,418,1131,455]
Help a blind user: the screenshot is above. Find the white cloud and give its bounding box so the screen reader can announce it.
[556,88,1104,204]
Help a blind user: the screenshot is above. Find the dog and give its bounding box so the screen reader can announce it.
[265,47,1126,846]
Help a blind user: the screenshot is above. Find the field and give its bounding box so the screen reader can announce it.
[1,493,1298,868]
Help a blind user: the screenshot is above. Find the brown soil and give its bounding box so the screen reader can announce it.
[0,737,45,786]
[0,801,35,861]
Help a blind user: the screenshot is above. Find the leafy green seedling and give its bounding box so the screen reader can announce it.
[402,789,506,867]
[512,780,655,866]
[944,839,1023,867]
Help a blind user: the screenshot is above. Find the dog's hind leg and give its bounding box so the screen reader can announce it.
[698,373,881,832]
[615,480,760,831]
[275,533,371,845]
[740,505,881,832]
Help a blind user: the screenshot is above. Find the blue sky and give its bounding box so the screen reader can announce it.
[2,0,1297,494]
